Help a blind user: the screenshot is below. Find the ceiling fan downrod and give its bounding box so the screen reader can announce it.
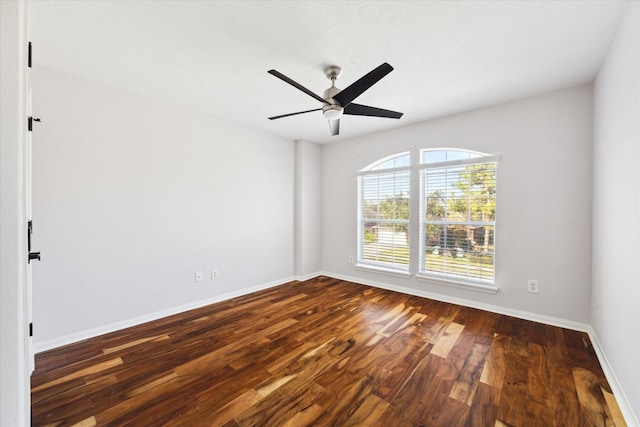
[322,65,343,119]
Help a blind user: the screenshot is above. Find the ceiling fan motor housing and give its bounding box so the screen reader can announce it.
[322,84,343,119]
[323,85,341,101]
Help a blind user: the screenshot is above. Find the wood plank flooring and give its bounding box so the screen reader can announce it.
[31,276,626,426]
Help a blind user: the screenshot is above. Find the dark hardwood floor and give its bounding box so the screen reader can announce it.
[31,276,626,426]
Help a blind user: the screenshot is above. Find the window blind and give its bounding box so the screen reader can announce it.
[357,169,410,271]
[419,160,496,282]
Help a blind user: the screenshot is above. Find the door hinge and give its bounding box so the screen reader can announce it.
[27,220,41,263]
[29,322,33,337]
[28,220,33,251]
[28,41,32,68]
[28,116,41,132]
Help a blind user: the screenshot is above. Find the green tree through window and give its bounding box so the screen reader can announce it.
[357,153,410,271]
[357,149,498,287]
[420,150,497,282]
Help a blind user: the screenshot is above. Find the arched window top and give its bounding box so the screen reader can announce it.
[356,146,499,287]
[421,148,488,165]
[361,151,410,171]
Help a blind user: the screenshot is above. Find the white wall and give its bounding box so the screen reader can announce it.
[31,67,295,348]
[0,1,30,425]
[294,140,322,278]
[593,3,640,423]
[322,85,593,324]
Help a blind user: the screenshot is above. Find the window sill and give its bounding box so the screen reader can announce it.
[355,264,412,279]
[416,273,498,294]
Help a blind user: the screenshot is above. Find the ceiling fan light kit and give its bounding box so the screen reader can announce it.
[322,105,343,120]
[268,62,403,136]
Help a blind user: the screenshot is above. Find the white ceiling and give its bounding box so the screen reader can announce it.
[29,1,628,144]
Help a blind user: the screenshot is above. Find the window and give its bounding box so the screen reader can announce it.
[356,148,498,290]
[357,152,411,275]
[419,149,497,285]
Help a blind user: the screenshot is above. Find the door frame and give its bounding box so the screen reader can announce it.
[0,1,32,425]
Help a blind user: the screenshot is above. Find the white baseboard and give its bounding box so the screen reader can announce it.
[320,271,590,332]
[587,328,639,427]
[33,276,298,353]
[294,271,323,282]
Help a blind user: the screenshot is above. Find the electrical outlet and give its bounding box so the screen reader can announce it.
[195,270,204,282]
[211,269,219,280]
[527,279,539,294]
[348,255,354,264]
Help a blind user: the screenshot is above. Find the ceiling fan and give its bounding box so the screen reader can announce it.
[268,63,403,136]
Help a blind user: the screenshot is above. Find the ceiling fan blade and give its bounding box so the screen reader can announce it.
[268,108,322,120]
[329,119,340,136]
[332,63,394,107]
[268,70,327,104]
[344,103,403,119]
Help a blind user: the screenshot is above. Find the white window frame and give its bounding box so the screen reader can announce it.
[356,152,411,277]
[355,148,499,293]
[417,150,498,292]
